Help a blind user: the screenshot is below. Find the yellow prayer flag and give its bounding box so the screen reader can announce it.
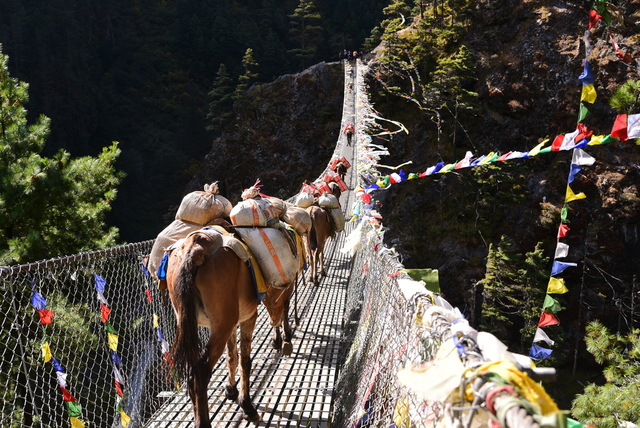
[565,186,587,202]
[41,341,52,363]
[439,163,455,173]
[153,313,159,328]
[581,84,597,103]
[108,333,119,351]
[70,417,85,428]
[528,139,549,157]
[121,410,131,428]
[547,277,569,294]
[588,134,606,145]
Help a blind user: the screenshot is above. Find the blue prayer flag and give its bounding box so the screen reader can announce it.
[579,60,595,85]
[568,163,582,183]
[52,357,65,373]
[94,274,106,293]
[110,350,122,365]
[529,344,553,361]
[551,261,577,276]
[30,290,47,310]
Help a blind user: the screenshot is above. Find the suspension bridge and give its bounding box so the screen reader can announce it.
[1,59,569,428]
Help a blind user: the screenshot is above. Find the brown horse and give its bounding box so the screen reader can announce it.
[263,278,298,355]
[165,229,260,427]
[305,205,335,285]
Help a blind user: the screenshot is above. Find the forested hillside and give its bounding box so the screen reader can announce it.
[0,0,386,242]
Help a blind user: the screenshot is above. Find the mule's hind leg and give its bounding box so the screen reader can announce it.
[193,334,229,428]
[225,331,239,401]
[239,312,260,421]
[282,294,293,355]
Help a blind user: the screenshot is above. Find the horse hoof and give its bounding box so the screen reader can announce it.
[244,411,261,422]
[282,342,293,356]
[272,339,282,350]
[225,385,239,401]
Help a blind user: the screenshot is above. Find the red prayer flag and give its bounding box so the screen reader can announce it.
[557,223,570,239]
[588,9,602,30]
[115,380,124,397]
[611,114,628,140]
[60,386,77,402]
[38,309,54,325]
[146,288,153,302]
[551,135,565,151]
[497,152,512,161]
[101,303,111,323]
[538,311,560,327]
[575,123,593,141]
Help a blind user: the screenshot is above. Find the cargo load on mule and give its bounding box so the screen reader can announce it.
[148,183,232,284]
[317,192,345,233]
[230,180,307,288]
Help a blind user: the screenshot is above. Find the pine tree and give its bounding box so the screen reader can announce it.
[0,46,123,265]
[288,0,323,70]
[478,236,549,352]
[571,321,640,427]
[206,64,234,133]
[234,48,260,100]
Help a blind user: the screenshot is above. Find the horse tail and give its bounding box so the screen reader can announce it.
[170,233,211,379]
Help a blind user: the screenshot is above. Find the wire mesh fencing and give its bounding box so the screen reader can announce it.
[0,241,182,428]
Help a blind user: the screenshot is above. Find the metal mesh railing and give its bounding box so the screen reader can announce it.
[0,241,181,428]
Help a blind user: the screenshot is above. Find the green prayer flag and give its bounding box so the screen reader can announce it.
[105,322,117,335]
[538,146,553,154]
[561,204,569,223]
[66,401,83,418]
[542,294,562,313]
[578,103,591,122]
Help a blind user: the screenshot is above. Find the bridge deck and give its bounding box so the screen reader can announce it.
[146,60,358,428]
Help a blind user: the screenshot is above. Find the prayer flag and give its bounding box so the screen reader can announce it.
[56,371,68,388]
[100,303,111,323]
[538,311,560,327]
[542,294,562,314]
[497,152,512,161]
[528,140,548,157]
[557,223,570,238]
[121,410,131,428]
[146,288,153,302]
[440,163,455,173]
[153,313,160,328]
[568,163,581,184]
[578,103,591,122]
[455,151,473,169]
[31,290,47,310]
[551,261,577,276]
[561,205,569,223]
[565,186,586,202]
[110,350,122,365]
[115,380,124,397]
[547,277,569,294]
[529,344,553,361]
[157,327,165,342]
[97,291,109,305]
[66,401,83,418]
[611,113,640,141]
[161,339,171,354]
[70,417,85,428]
[41,340,52,362]
[408,173,419,180]
[471,155,486,166]
[94,274,107,293]
[534,327,556,346]
[38,309,55,325]
[588,9,602,30]
[580,84,597,103]
[52,357,65,373]
[389,173,402,183]
[572,148,596,166]
[554,242,569,259]
[61,386,77,402]
[108,333,119,351]
[579,60,595,85]
[113,366,125,384]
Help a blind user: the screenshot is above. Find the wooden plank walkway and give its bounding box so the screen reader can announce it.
[145,61,359,428]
